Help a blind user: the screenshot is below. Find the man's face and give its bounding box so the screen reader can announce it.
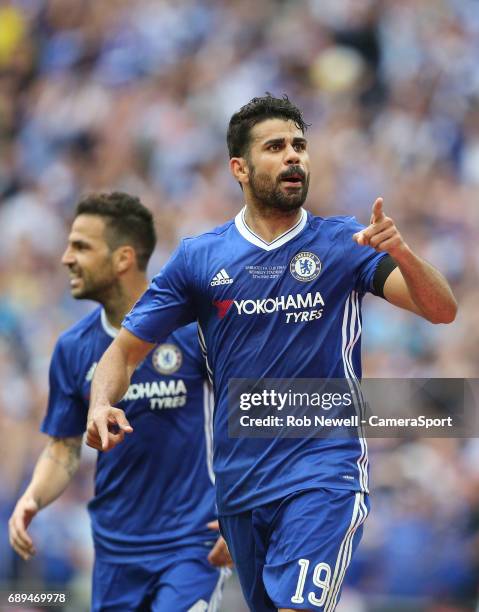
[244,118,310,212]
[61,214,116,301]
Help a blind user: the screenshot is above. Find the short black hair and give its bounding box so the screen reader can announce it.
[227,93,309,158]
[75,192,156,271]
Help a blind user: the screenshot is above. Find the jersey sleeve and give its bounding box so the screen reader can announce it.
[123,240,197,344]
[172,323,209,381]
[189,325,209,381]
[41,338,86,437]
[343,217,390,294]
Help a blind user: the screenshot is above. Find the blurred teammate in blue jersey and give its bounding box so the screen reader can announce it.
[8,192,231,611]
[86,97,457,612]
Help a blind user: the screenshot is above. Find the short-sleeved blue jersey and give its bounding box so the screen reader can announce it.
[42,311,216,561]
[123,210,387,515]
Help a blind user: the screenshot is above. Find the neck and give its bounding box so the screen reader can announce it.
[101,275,148,329]
[243,203,303,244]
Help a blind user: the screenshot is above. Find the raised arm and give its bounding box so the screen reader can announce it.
[9,435,82,560]
[86,327,155,451]
[353,197,457,324]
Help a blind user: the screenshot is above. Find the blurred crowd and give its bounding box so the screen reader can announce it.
[0,0,478,610]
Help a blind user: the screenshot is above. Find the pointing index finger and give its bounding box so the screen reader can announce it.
[95,416,110,451]
[371,197,385,224]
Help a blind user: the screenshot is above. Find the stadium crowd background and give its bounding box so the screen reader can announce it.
[0,0,478,610]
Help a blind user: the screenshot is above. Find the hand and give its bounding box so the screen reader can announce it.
[86,406,133,451]
[8,495,39,560]
[352,197,407,258]
[207,520,234,568]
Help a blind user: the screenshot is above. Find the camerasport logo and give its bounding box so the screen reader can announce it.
[213,291,325,324]
[290,252,322,282]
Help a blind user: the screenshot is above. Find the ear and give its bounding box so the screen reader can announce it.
[229,157,250,186]
[113,245,135,274]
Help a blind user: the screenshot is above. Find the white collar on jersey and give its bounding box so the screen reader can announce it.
[234,206,308,251]
[101,309,119,338]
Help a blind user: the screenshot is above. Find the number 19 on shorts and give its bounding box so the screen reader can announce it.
[291,559,332,607]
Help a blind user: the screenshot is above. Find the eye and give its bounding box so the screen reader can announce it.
[72,242,89,251]
[294,142,306,152]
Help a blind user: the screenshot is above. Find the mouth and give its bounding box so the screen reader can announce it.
[280,175,304,188]
[279,171,305,188]
[68,272,82,288]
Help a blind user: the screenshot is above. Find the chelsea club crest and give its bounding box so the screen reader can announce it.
[290,252,322,282]
[152,344,183,374]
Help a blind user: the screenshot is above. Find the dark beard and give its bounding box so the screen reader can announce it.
[70,273,119,303]
[249,165,309,213]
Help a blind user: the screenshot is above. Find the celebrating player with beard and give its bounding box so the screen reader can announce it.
[9,193,231,612]
[86,97,457,612]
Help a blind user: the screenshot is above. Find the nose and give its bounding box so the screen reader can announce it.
[61,246,75,266]
[284,143,300,165]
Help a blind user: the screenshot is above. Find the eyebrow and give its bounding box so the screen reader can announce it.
[70,239,91,248]
[263,137,307,147]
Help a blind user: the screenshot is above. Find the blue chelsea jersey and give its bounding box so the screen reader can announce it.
[123,209,387,515]
[42,311,216,561]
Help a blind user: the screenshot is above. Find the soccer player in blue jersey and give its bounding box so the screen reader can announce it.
[8,193,231,611]
[86,96,457,612]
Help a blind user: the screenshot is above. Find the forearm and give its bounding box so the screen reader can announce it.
[392,245,457,324]
[24,437,82,510]
[87,330,153,451]
[89,341,135,409]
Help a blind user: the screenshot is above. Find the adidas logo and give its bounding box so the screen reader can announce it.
[210,268,234,286]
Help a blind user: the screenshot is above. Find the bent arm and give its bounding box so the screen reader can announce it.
[354,197,457,324]
[383,249,457,324]
[9,435,82,559]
